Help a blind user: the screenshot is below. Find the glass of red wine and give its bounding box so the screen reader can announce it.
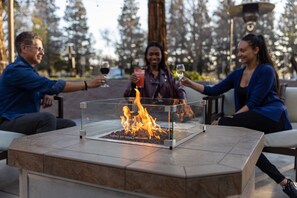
[100,61,110,87]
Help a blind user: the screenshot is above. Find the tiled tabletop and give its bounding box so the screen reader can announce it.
[8,124,264,197]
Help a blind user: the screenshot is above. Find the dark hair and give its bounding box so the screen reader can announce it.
[241,33,280,94]
[15,31,41,54]
[144,41,167,71]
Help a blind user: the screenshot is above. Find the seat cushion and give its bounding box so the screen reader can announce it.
[264,129,297,147]
[0,130,24,150]
[285,87,297,122]
[291,122,297,129]
[224,89,235,116]
[184,87,204,102]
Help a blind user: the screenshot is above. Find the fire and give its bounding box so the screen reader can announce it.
[120,89,166,139]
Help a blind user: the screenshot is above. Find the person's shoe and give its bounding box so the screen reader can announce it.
[283,179,297,198]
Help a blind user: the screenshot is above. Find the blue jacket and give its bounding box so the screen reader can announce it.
[203,64,292,130]
[0,56,66,120]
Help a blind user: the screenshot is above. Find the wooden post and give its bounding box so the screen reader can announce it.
[148,0,167,61]
[0,2,8,74]
[8,0,14,64]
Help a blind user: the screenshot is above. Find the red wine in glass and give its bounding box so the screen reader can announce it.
[100,68,110,75]
[100,61,110,87]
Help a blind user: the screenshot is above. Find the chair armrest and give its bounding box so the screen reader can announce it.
[203,95,225,124]
[54,95,64,118]
[0,151,7,160]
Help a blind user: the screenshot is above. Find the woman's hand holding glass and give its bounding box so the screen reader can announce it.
[176,64,186,81]
[130,73,139,84]
[180,76,192,87]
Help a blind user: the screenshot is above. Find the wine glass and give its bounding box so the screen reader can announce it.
[176,64,185,80]
[100,61,110,87]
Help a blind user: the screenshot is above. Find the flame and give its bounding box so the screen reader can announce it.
[120,89,166,139]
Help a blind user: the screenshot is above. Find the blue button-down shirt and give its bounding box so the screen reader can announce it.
[0,56,66,120]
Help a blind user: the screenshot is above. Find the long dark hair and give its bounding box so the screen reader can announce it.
[144,41,175,98]
[241,34,280,94]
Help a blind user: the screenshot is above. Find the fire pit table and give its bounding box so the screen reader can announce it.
[7,96,264,198]
[79,92,206,149]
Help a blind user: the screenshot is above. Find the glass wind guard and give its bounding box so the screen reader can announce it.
[80,97,206,149]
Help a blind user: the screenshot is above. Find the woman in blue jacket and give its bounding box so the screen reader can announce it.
[181,34,297,197]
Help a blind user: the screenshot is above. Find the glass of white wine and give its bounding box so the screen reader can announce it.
[176,64,185,80]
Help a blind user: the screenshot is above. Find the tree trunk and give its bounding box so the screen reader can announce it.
[0,1,8,74]
[290,56,297,74]
[148,0,167,61]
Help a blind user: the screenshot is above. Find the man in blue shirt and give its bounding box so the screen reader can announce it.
[0,31,106,135]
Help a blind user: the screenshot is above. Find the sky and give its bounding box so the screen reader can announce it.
[56,0,147,57]
[56,0,284,58]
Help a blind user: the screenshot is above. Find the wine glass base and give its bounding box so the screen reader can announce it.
[100,84,109,87]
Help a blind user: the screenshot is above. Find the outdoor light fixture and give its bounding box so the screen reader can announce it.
[228,2,275,32]
[226,1,275,71]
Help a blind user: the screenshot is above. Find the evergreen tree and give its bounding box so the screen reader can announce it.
[115,0,145,73]
[184,0,212,74]
[255,12,275,37]
[167,0,188,69]
[0,1,32,73]
[277,0,297,77]
[64,0,95,76]
[212,0,234,78]
[256,11,279,74]
[33,0,64,73]
[13,2,33,36]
